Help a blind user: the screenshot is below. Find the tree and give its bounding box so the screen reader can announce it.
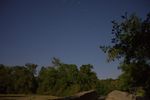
[11,65,38,94]
[0,64,38,94]
[56,64,79,96]
[37,66,58,95]
[100,12,150,96]
[0,64,12,93]
[78,64,98,91]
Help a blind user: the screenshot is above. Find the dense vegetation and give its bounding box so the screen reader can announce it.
[0,63,38,94]
[0,58,118,96]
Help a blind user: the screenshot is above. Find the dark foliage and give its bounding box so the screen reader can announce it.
[100,12,150,96]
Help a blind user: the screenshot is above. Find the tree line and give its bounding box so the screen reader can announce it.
[0,58,119,96]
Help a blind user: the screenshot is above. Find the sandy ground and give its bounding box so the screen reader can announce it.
[0,94,59,100]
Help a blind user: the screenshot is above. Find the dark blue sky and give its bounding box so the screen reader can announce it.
[0,0,150,79]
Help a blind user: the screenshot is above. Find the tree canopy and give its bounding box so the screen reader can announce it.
[100,12,150,96]
[0,58,100,96]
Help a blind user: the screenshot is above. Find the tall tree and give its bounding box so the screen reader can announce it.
[100,12,150,96]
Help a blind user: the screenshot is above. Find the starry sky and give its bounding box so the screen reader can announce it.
[0,0,150,79]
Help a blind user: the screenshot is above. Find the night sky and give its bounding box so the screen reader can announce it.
[0,0,150,79]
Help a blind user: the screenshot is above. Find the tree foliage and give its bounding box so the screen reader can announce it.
[37,62,98,96]
[0,58,99,96]
[97,79,119,96]
[0,64,37,94]
[100,12,150,96]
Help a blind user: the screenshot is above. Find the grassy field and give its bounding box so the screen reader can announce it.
[0,94,59,100]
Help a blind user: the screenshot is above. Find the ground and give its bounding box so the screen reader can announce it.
[0,94,59,100]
